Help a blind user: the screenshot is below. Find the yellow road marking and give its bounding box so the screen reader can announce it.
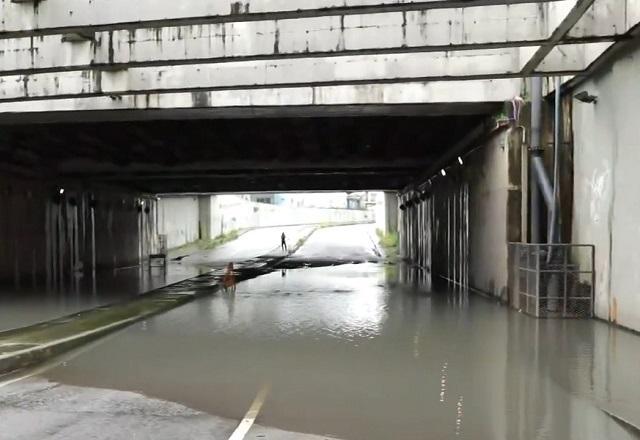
[228,383,272,440]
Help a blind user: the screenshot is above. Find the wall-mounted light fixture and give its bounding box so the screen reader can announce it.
[458,156,464,165]
[574,91,597,104]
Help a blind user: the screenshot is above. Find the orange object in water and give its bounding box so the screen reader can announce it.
[223,262,236,291]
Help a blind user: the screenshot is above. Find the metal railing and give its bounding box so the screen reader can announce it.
[508,243,594,318]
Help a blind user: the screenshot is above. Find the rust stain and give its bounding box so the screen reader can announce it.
[95,70,102,93]
[191,91,211,108]
[419,10,428,40]
[230,1,243,15]
[108,31,114,65]
[337,15,345,51]
[402,11,407,48]
[29,36,34,68]
[273,21,280,55]
[21,76,29,97]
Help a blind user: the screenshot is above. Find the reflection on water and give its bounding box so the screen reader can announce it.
[40,263,640,440]
[0,263,206,331]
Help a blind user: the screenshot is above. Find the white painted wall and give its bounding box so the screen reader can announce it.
[158,194,372,250]
[572,43,640,331]
[158,196,200,249]
[468,132,511,299]
[207,195,371,238]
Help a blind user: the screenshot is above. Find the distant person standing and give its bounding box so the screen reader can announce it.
[281,232,288,253]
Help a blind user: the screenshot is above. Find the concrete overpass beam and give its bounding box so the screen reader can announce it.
[0,4,549,75]
[521,0,640,75]
[536,41,613,71]
[0,49,533,102]
[0,0,558,38]
[518,41,613,71]
[569,0,640,39]
[0,79,521,120]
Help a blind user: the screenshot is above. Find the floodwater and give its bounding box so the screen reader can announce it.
[0,264,205,332]
[0,225,313,332]
[38,262,640,439]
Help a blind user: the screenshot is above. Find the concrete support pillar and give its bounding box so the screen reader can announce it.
[198,195,212,240]
[384,192,398,234]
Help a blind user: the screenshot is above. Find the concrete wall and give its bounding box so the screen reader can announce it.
[158,196,200,249]
[572,42,640,331]
[467,132,513,299]
[207,195,371,238]
[400,128,521,301]
[0,174,155,285]
[382,192,397,235]
[0,175,48,285]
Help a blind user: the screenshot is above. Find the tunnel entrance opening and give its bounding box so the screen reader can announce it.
[0,114,492,193]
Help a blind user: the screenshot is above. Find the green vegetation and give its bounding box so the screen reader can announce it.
[170,230,240,256]
[376,228,398,250]
[198,230,240,250]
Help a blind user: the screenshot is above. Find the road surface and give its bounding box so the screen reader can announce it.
[1,224,640,440]
[180,225,315,268]
[286,223,380,263]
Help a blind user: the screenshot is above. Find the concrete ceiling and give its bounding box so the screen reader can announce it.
[1,0,637,194]
[0,113,491,193]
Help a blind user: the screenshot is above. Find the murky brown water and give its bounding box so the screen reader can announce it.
[0,225,314,332]
[40,263,640,439]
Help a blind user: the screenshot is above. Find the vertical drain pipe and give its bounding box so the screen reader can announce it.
[548,76,562,245]
[530,77,543,243]
[545,77,563,310]
[531,77,555,239]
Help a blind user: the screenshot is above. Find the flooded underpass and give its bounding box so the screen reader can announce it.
[0,262,635,439]
[0,225,314,332]
[1,225,639,439]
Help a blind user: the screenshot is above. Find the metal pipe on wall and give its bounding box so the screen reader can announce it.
[531,156,554,208]
[548,76,562,244]
[530,77,543,243]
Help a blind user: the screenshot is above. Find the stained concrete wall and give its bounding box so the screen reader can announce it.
[0,175,155,285]
[158,196,200,249]
[0,175,48,285]
[400,128,521,301]
[466,132,513,299]
[572,42,640,331]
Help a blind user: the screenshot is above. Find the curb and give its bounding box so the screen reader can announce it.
[0,268,268,377]
[0,223,339,377]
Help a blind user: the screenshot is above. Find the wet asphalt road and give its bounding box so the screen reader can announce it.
[180,225,315,268]
[285,223,380,263]
[1,224,640,439]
